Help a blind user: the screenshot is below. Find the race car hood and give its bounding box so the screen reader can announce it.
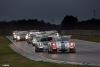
[55,41,69,48]
[42,41,49,45]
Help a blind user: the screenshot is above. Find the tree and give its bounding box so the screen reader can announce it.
[61,15,78,30]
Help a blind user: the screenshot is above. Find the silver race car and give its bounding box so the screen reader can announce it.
[31,35,42,46]
[27,34,36,44]
[34,35,50,52]
[48,36,76,53]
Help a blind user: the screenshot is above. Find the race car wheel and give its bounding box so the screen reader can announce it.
[27,40,31,44]
[48,48,53,53]
[48,49,50,53]
[32,43,35,46]
[35,48,39,52]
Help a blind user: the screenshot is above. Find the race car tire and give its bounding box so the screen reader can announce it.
[32,43,35,46]
[48,48,53,53]
[35,48,39,52]
[48,49,50,53]
[27,40,31,44]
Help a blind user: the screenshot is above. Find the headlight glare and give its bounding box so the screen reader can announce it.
[13,33,15,34]
[17,36,20,39]
[53,44,56,46]
[70,43,74,46]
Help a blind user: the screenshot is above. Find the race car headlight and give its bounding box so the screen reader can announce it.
[13,33,15,34]
[70,43,75,47]
[26,35,28,38]
[17,36,20,39]
[26,35,28,39]
[14,35,16,38]
[53,44,56,46]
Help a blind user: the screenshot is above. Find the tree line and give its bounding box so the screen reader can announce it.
[0,19,61,35]
[61,15,100,30]
[0,15,100,35]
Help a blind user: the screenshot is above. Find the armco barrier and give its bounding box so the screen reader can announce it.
[61,30,100,36]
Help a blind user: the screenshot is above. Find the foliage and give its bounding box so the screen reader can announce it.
[0,19,61,35]
[61,15,100,30]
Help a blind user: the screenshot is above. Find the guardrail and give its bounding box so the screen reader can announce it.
[61,30,100,36]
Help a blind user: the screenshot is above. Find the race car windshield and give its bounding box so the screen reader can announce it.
[54,37,62,41]
[30,32,36,34]
[30,34,35,36]
[18,34,26,36]
[21,31,28,33]
[41,38,49,41]
[62,37,70,41]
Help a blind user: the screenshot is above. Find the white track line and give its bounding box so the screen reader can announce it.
[6,36,100,66]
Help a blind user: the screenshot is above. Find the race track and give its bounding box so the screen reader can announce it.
[7,36,100,65]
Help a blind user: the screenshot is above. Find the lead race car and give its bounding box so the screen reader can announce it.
[47,36,76,53]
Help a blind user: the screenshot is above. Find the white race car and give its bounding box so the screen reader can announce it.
[48,36,76,53]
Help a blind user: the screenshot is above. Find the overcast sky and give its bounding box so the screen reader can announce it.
[0,0,100,24]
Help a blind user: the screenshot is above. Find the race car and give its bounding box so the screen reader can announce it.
[47,36,76,53]
[34,35,50,52]
[16,31,28,41]
[31,35,42,46]
[44,30,59,36]
[25,30,40,39]
[27,34,36,44]
[13,31,20,40]
[51,30,59,36]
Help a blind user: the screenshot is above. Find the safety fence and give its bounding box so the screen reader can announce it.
[61,30,100,36]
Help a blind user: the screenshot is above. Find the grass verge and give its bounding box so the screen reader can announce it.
[0,36,98,67]
[71,35,100,43]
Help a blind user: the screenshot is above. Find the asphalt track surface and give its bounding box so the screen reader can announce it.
[7,36,100,65]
